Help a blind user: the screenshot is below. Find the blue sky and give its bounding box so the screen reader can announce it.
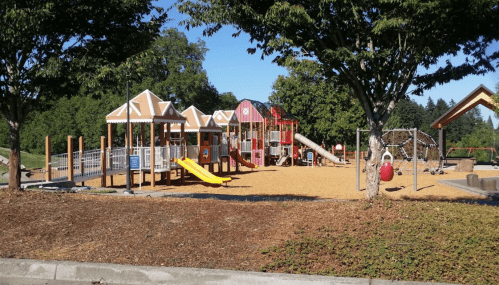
[163,2,499,124]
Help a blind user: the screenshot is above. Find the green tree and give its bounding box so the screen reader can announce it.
[0,0,166,189]
[177,0,499,198]
[385,98,424,130]
[269,59,365,148]
[217,92,239,110]
[130,28,220,113]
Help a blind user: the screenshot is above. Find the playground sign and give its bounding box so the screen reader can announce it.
[130,155,140,170]
[129,155,142,191]
[307,152,314,168]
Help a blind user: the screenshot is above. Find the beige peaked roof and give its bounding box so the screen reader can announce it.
[106,90,186,124]
[212,110,239,126]
[170,106,222,133]
[431,84,497,129]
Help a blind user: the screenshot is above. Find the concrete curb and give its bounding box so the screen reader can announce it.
[0,258,455,285]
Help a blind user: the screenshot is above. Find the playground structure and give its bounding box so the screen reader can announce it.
[356,128,420,192]
[234,99,343,167]
[380,129,443,175]
[44,90,234,187]
[43,92,345,188]
[170,106,223,177]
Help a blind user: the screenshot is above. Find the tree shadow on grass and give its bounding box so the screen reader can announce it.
[399,195,499,206]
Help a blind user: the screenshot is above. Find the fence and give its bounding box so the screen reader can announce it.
[221,143,229,157]
[50,153,68,181]
[107,147,127,175]
[74,149,102,183]
[211,145,220,163]
[187,145,199,160]
[270,131,279,142]
[270,146,280,156]
[241,141,252,153]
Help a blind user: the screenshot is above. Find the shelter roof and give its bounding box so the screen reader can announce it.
[431,84,497,129]
[213,110,239,126]
[106,90,186,124]
[170,106,222,133]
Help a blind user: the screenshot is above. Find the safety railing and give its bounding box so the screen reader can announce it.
[221,143,229,157]
[187,145,199,160]
[211,145,220,163]
[270,131,280,142]
[50,153,68,181]
[74,149,102,182]
[241,141,252,153]
[170,145,183,168]
[107,147,127,175]
[270,146,280,156]
[132,146,170,171]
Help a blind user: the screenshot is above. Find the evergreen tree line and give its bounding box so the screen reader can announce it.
[385,97,499,162]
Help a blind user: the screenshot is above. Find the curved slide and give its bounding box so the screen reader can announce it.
[229,150,258,168]
[174,158,231,184]
[294,133,345,165]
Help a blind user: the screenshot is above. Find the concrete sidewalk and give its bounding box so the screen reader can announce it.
[0,258,455,285]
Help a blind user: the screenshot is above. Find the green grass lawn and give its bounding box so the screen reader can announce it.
[0,164,7,183]
[260,196,499,284]
[0,148,45,169]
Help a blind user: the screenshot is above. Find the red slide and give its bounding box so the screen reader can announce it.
[229,150,258,168]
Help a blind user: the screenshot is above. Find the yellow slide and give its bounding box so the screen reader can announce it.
[174,158,231,184]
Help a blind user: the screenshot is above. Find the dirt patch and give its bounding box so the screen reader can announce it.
[0,189,405,271]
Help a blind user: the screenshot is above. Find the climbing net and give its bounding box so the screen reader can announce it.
[380,129,443,175]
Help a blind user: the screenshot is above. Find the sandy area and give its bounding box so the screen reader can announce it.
[81,161,499,200]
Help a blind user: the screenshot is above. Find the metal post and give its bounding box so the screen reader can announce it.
[356,128,360,191]
[413,128,417,192]
[124,80,133,194]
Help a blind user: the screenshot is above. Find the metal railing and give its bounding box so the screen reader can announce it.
[74,149,102,182]
[170,145,183,168]
[50,153,68,181]
[221,143,229,157]
[241,141,252,153]
[211,145,220,163]
[107,147,127,175]
[132,146,170,171]
[270,131,280,142]
[270,146,280,156]
[187,145,199,160]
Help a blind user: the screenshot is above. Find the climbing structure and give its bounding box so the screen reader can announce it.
[381,129,443,175]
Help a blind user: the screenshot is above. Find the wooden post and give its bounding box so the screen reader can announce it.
[79,136,85,186]
[291,121,294,166]
[236,125,240,173]
[67,136,74,182]
[218,132,222,175]
[197,132,202,163]
[150,122,155,187]
[181,123,186,184]
[250,106,253,164]
[101,136,106,187]
[209,132,214,172]
[45,136,51,182]
[344,142,346,162]
[107,124,114,186]
[159,123,165,181]
[166,123,171,186]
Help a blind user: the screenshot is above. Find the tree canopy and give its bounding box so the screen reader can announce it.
[269,59,365,148]
[178,0,499,198]
[0,0,166,188]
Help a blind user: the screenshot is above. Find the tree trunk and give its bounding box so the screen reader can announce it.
[365,127,383,199]
[7,119,21,190]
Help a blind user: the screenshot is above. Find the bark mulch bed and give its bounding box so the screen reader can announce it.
[0,189,402,271]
